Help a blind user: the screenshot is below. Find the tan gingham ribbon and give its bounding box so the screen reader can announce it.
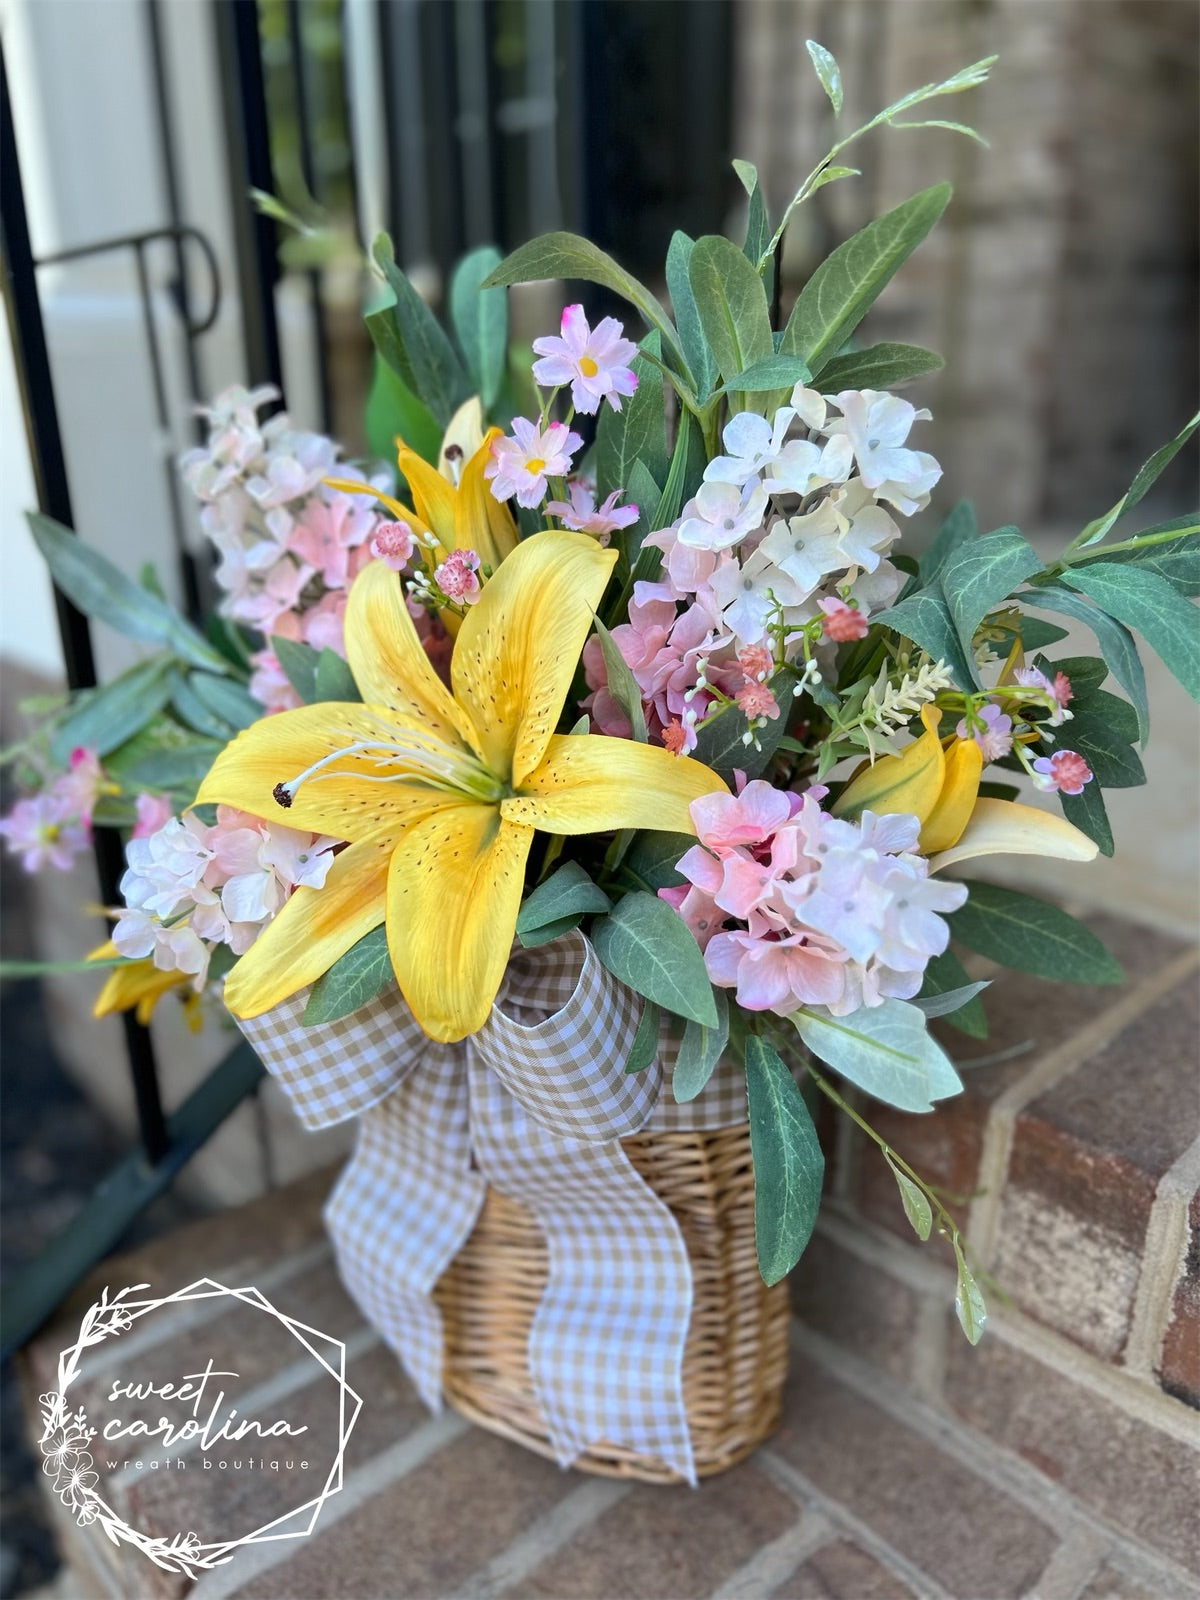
[235,929,744,1482]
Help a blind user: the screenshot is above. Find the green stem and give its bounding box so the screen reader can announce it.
[1049,523,1197,578]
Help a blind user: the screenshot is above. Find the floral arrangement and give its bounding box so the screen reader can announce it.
[7,45,1198,1348]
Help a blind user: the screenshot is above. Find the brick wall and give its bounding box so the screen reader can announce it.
[733,0,1200,531]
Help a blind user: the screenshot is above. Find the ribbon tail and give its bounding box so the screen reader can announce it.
[326,1041,484,1412]
[468,1049,696,1484]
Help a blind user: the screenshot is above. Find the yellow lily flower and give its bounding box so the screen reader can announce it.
[89,942,200,1028]
[196,532,724,1042]
[832,705,1097,869]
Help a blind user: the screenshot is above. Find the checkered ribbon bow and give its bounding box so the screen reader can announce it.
[236,930,748,1483]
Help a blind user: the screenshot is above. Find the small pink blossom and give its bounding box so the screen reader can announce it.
[658,883,722,948]
[434,549,482,604]
[1032,749,1093,796]
[956,702,1013,762]
[818,596,869,643]
[53,747,107,826]
[485,418,583,508]
[661,720,695,756]
[544,482,639,543]
[737,644,773,682]
[0,793,88,873]
[131,793,174,839]
[734,681,780,721]
[1015,665,1074,726]
[531,305,639,414]
[370,520,416,570]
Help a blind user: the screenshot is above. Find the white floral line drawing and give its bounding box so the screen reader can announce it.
[38,1284,217,1577]
[37,1277,362,1581]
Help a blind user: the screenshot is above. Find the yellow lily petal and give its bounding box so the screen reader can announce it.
[397,442,456,558]
[833,705,946,824]
[223,833,395,1018]
[93,957,189,1022]
[919,736,983,853]
[502,734,724,835]
[386,803,534,1042]
[439,396,484,477]
[195,701,453,841]
[455,428,519,572]
[927,797,1099,874]
[323,477,429,537]
[452,531,617,786]
[344,559,482,755]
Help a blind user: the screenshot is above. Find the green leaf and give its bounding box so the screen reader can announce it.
[805,39,843,114]
[592,617,648,742]
[302,926,392,1024]
[105,724,221,794]
[449,245,507,409]
[28,513,231,674]
[364,349,442,464]
[888,118,988,146]
[953,1236,987,1344]
[916,948,988,1038]
[940,527,1043,680]
[688,234,775,411]
[691,669,796,779]
[1075,410,1199,546]
[621,831,693,892]
[188,672,261,730]
[665,231,715,398]
[745,1035,825,1285]
[1061,564,1200,702]
[743,177,772,287]
[1096,529,1200,597]
[625,999,661,1073]
[592,891,718,1026]
[1022,585,1149,745]
[976,781,1020,803]
[805,165,861,199]
[595,332,667,502]
[673,987,729,1102]
[652,405,707,530]
[270,636,320,704]
[919,500,977,586]
[518,913,583,949]
[1038,655,1107,697]
[1061,780,1114,858]
[482,231,684,367]
[313,649,361,703]
[368,233,470,426]
[615,458,665,577]
[516,861,611,934]
[815,342,943,393]
[949,880,1123,984]
[1061,704,1145,789]
[168,671,234,740]
[793,1000,963,1113]
[1015,615,1069,651]
[884,1153,932,1240]
[50,657,174,765]
[779,184,951,377]
[912,979,991,1022]
[723,354,812,393]
[873,591,976,690]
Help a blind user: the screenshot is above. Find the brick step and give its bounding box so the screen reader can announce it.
[21,913,1199,1600]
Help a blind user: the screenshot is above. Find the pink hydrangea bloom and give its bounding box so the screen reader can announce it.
[286,486,379,589]
[434,548,482,605]
[485,418,583,508]
[531,305,639,414]
[956,702,1013,762]
[1032,749,1093,795]
[545,482,639,542]
[818,596,869,642]
[0,792,88,873]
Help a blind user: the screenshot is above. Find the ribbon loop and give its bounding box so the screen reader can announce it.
[478,930,660,1142]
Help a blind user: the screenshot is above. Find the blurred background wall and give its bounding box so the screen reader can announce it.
[1,0,1196,1200]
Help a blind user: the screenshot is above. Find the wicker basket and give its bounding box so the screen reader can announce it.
[433,1118,790,1482]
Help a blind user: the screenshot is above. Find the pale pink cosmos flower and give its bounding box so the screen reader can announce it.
[485,418,583,509]
[0,792,88,873]
[545,481,639,543]
[957,703,1013,762]
[1032,749,1093,795]
[434,549,482,604]
[819,596,869,643]
[531,305,639,414]
[131,793,174,839]
[370,520,416,570]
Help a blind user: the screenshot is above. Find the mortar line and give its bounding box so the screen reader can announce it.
[448,1478,631,1600]
[788,1320,1200,1594]
[708,1508,833,1599]
[1019,1529,1108,1600]
[189,1410,469,1600]
[1123,1131,1200,1378]
[967,947,1200,1264]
